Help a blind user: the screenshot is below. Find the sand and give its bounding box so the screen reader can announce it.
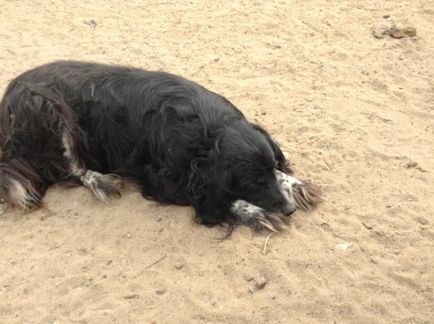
[0,0,433,323]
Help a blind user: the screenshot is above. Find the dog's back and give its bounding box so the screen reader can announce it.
[3,61,242,167]
[0,61,246,207]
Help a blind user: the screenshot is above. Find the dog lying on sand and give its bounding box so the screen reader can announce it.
[0,61,321,232]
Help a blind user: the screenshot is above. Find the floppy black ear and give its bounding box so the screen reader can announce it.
[191,185,229,226]
[250,123,291,173]
[187,157,230,225]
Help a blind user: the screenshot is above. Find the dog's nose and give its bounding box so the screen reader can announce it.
[281,204,296,216]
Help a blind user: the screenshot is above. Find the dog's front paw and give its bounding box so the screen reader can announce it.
[230,200,287,232]
[80,170,123,202]
[276,170,322,210]
[292,180,322,210]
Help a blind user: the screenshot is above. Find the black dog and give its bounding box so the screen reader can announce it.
[0,61,320,231]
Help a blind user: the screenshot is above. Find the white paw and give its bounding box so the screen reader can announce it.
[80,170,122,202]
[230,200,287,232]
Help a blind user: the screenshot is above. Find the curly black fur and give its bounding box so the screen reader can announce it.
[0,61,296,226]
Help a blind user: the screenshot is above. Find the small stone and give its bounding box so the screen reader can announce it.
[155,288,166,295]
[336,242,353,251]
[244,274,254,282]
[361,221,373,230]
[405,160,418,168]
[124,294,139,299]
[416,217,428,225]
[390,26,417,39]
[372,24,389,39]
[255,275,267,289]
[83,19,97,29]
[372,23,416,39]
[174,262,184,269]
[383,14,391,19]
[402,27,417,37]
[248,274,267,293]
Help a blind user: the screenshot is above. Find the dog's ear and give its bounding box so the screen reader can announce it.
[190,186,229,226]
[186,146,230,226]
[250,123,291,173]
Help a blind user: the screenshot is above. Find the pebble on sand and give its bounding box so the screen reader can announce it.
[336,242,353,251]
[372,23,416,39]
[249,274,267,293]
[155,288,166,295]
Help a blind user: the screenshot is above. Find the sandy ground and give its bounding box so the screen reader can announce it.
[0,0,433,323]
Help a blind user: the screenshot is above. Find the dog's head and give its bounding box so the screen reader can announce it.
[188,120,296,225]
[218,122,296,215]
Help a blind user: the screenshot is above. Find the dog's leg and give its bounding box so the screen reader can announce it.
[31,89,123,203]
[61,132,122,202]
[0,86,121,209]
[230,200,287,232]
[276,170,322,210]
